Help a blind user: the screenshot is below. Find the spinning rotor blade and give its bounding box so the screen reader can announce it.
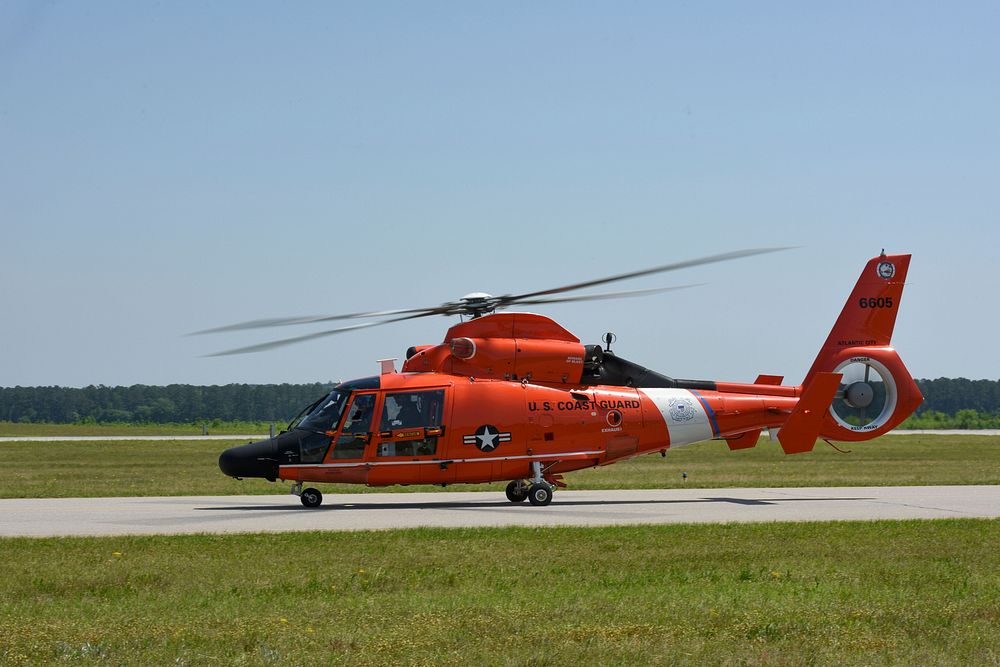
[190,306,444,335]
[206,312,437,356]
[514,284,704,306]
[198,246,793,355]
[502,247,791,303]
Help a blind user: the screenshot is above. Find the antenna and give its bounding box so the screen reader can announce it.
[603,332,616,354]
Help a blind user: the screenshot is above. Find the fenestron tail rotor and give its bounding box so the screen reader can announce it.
[193,246,791,356]
[833,360,889,428]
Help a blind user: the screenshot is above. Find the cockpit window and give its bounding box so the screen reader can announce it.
[296,390,349,433]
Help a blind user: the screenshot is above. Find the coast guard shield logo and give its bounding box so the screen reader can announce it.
[877,261,896,280]
[667,397,697,422]
[462,424,512,452]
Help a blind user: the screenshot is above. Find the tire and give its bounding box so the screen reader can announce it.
[300,487,323,508]
[527,483,553,506]
[505,480,527,503]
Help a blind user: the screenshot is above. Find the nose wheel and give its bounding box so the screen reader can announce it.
[300,487,323,508]
[291,482,323,508]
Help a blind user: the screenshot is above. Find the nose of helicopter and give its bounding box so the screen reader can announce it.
[219,439,280,481]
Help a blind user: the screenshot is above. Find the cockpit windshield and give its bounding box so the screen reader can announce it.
[293,390,349,433]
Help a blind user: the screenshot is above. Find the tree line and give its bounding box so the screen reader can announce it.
[899,378,1000,428]
[0,383,334,424]
[0,377,996,425]
[913,378,1000,415]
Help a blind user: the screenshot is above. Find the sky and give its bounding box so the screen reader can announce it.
[2,1,998,388]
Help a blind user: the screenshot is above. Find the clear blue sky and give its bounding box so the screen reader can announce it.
[2,1,998,387]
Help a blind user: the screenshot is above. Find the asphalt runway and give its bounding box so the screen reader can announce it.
[0,485,996,537]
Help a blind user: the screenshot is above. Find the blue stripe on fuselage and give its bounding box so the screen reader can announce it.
[690,390,720,437]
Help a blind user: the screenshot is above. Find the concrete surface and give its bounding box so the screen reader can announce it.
[0,485,996,537]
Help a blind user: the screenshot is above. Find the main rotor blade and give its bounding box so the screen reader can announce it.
[205,313,436,356]
[506,247,792,302]
[190,306,444,335]
[196,246,794,353]
[514,284,704,306]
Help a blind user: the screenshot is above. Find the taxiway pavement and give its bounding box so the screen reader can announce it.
[0,485,996,537]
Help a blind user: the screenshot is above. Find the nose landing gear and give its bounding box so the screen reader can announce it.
[291,482,324,508]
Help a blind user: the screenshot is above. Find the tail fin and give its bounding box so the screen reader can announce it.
[804,252,923,441]
[804,252,911,383]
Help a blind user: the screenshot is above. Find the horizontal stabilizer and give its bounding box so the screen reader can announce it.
[778,372,842,454]
[726,430,761,450]
[724,375,784,450]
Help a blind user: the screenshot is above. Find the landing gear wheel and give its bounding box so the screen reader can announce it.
[300,487,323,508]
[505,480,527,503]
[527,483,553,506]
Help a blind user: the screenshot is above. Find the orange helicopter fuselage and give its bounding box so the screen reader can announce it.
[219,253,922,502]
[276,366,807,488]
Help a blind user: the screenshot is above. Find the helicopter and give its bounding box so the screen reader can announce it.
[209,249,922,508]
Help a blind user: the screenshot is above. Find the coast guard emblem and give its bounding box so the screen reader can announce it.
[667,398,697,422]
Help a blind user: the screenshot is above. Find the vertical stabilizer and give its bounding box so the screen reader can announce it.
[804,253,910,384]
[803,252,922,441]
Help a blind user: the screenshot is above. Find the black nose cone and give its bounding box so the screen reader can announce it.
[219,439,280,481]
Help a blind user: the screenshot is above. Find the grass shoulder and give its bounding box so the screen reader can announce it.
[0,434,997,499]
[0,519,997,665]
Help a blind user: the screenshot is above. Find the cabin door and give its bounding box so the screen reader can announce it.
[366,388,454,486]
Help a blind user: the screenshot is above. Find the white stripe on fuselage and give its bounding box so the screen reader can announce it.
[639,388,714,448]
[282,450,605,470]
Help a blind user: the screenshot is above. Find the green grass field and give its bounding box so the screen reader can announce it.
[2,433,998,665]
[0,434,997,498]
[1,520,997,666]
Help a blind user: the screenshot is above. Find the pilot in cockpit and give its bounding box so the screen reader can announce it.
[343,394,375,433]
[382,394,424,429]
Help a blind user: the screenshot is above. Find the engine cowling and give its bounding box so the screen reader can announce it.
[816,346,922,441]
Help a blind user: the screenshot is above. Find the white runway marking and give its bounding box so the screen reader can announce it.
[0,486,996,537]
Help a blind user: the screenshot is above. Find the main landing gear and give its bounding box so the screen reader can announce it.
[291,482,323,508]
[505,462,555,506]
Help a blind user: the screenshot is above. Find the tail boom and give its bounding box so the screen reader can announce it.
[635,252,922,455]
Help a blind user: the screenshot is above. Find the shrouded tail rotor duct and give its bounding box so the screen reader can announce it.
[832,359,893,430]
[819,347,922,441]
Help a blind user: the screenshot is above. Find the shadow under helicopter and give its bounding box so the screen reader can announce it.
[196,495,873,512]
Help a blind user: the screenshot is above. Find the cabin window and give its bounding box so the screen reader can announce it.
[376,390,445,457]
[331,393,376,459]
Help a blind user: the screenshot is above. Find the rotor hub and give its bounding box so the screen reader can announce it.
[843,381,874,409]
[456,292,500,317]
